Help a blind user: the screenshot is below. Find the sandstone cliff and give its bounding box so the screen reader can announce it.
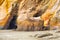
[0,0,60,31]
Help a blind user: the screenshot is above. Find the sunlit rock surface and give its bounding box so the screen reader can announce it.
[0,0,17,28]
[0,0,60,30]
[17,0,60,30]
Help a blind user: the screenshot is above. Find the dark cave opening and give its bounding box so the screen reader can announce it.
[7,15,17,29]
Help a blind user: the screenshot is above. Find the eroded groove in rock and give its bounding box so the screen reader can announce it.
[0,0,18,29]
[0,0,5,6]
[4,1,19,29]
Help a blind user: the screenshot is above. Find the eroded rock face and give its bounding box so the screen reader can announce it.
[0,0,17,29]
[16,0,51,31]
[0,0,60,30]
[16,0,45,31]
[50,6,60,30]
[16,0,60,31]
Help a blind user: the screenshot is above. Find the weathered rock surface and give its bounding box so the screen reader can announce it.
[0,0,60,31]
[17,0,60,31]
